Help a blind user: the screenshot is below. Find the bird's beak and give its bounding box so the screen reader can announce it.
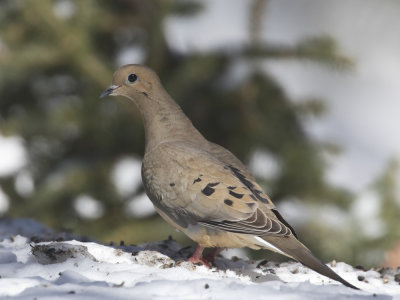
[99,85,120,99]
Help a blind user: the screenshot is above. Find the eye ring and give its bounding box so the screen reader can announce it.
[127,73,138,84]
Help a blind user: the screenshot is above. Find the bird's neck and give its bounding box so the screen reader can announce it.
[134,90,206,153]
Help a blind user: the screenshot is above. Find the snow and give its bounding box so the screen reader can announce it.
[53,0,75,20]
[0,135,27,177]
[73,194,105,220]
[249,149,281,179]
[351,191,387,239]
[125,192,156,218]
[14,170,34,197]
[111,157,142,197]
[0,218,399,299]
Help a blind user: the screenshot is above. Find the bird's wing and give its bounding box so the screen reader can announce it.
[150,141,296,238]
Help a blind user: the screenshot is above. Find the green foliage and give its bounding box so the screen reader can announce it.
[0,0,376,264]
[375,160,400,245]
[366,160,400,265]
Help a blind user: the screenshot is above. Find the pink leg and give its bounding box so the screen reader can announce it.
[204,247,224,264]
[187,245,211,268]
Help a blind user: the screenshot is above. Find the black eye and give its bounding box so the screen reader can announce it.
[127,73,138,83]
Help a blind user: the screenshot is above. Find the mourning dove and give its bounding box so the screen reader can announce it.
[100,64,359,289]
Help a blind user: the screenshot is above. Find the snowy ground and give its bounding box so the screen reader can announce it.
[0,218,399,299]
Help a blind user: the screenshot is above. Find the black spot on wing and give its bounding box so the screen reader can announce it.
[253,190,270,203]
[229,190,243,199]
[224,199,233,206]
[202,183,219,196]
[228,166,254,189]
[193,178,202,184]
[169,183,175,187]
[271,209,298,238]
[227,186,236,190]
[201,182,219,196]
[228,165,270,205]
[202,185,215,196]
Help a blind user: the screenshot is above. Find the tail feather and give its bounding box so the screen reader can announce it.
[262,236,360,290]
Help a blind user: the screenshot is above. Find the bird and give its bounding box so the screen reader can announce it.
[100,64,359,290]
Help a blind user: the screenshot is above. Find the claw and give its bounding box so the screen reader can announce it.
[187,245,224,268]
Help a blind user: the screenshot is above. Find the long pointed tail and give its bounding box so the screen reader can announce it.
[263,236,360,290]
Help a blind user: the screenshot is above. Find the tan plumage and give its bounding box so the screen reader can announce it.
[100,64,359,289]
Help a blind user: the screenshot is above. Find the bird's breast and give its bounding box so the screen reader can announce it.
[141,152,183,206]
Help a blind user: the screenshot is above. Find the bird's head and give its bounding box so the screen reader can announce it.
[100,64,161,101]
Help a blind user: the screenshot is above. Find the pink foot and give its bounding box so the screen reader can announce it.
[187,245,211,268]
[187,245,225,267]
[187,255,211,268]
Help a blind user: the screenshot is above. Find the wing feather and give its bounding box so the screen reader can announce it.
[150,142,296,238]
